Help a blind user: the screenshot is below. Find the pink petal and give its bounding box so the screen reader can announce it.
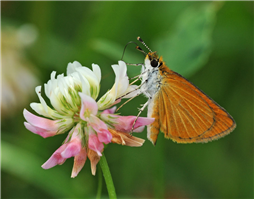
[133,126,145,133]
[23,109,59,131]
[79,93,98,121]
[97,129,112,144]
[88,134,104,156]
[112,116,155,133]
[41,124,83,169]
[89,115,112,144]
[41,144,67,169]
[89,115,108,130]
[24,122,57,138]
[101,106,117,114]
[61,138,82,158]
[61,124,82,158]
[71,147,87,178]
[134,117,155,129]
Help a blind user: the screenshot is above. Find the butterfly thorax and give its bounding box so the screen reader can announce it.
[140,52,164,99]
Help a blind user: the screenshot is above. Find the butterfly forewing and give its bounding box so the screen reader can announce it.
[194,100,236,143]
[155,65,236,143]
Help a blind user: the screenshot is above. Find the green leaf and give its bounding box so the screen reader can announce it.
[154,2,223,77]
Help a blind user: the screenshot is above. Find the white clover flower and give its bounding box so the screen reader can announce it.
[24,61,154,177]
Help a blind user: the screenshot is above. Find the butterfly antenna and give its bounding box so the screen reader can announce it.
[137,36,153,53]
[121,41,148,60]
[135,46,147,56]
[121,41,139,60]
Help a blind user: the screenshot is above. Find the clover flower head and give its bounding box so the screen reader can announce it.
[24,60,154,177]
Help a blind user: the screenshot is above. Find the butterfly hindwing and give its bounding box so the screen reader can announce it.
[147,93,160,145]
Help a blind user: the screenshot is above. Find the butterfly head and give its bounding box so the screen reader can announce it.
[136,37,165,69]
[145,52,164,68]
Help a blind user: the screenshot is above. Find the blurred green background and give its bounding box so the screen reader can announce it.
[1,1,253,198]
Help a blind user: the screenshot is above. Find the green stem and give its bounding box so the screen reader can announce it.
[99,153,117,199]
[96,166,102,199]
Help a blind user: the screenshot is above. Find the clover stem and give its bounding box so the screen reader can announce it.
[99,153,117,199]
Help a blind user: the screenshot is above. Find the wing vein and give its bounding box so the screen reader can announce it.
[169,85,213,121]
[169,86,213,131]
[170,79,208,104]
[178,103,200,138]
[174,103,190,138]
[169,83,213,117]
[162,87,180,137]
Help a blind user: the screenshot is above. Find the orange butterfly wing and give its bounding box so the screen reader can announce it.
[147,64,236,144]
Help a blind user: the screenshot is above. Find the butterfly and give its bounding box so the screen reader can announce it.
[119,37,236,145]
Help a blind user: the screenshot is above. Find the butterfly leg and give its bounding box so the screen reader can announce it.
[131,100,150,134]
[129,76,141,86]
[126,63,143,66]
[116,79,148,101]
[129,67,148,84]
[116,93,140,112]
[115,70,150,112]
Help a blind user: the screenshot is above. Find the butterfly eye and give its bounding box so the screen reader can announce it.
[151,59,159,67]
